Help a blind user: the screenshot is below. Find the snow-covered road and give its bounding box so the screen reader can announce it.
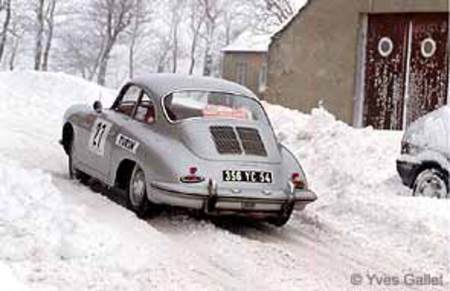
[0,71,448,291]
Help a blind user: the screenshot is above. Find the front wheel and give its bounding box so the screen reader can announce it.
[413,168,449,199]
[68,138,80,179]
[127,165,151,218]
[68,138,89,184]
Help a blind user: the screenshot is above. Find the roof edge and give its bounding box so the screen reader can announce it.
[271,0,312,41]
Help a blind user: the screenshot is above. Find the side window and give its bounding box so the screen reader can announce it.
[134,92,156,124]
[116,85,142,116]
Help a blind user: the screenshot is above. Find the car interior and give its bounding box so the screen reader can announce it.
[115,86,156,124]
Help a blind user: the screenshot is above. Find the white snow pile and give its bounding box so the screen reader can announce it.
[0,158,66,261]
[0,158,217,291]
[266,103,450,275]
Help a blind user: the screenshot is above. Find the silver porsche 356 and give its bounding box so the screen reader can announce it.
[61,74,317,226]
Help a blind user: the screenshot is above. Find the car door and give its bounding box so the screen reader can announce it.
[84,84,142,180]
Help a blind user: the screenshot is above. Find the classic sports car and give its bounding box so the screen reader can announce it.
[61,74,317,226]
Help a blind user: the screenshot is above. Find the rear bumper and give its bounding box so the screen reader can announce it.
[150,181,317,218]
[396,159,420,188]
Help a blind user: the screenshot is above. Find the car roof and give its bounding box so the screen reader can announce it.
[131,74,258,100]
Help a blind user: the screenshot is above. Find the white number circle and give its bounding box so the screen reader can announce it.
[421,38,437,58]
[378,37,394,57]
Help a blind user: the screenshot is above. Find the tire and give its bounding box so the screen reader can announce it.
[68,137,89,184]
[268,203,294,227]
[68,138,78,179]
[127,165,151,218]
[413,168,449,199]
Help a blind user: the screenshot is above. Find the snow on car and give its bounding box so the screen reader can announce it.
[397,106,450,199]
[60,74,317,226]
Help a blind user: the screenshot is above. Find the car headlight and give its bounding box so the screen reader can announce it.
[401,141,421,155]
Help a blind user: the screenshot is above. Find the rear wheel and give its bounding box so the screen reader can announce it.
[268,203,294,227]
[413,168,449,199]
[127,165,151,218]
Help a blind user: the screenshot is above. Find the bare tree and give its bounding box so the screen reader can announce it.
[199,0,223,76]
[41,0,57,71]
[34,0,44,70]
[7,22,25,71]
[187,0,204,74]
[150,29,172,73]
[263,0,293,23]
[90,0,134,85]
[0,0,11,63]
[166,0,185,73]
[250,0,295,31]
[127,0,152,78]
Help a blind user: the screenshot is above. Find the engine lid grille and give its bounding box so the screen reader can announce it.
[236,127,267,157]
[209,126,267,157]
[210,126,242,154]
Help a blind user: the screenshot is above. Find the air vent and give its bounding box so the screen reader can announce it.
[210,126,242,154]
[236,127,267,156]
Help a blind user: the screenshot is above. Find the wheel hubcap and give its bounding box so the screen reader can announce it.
[131,170,145,207]
[417,176,447,198]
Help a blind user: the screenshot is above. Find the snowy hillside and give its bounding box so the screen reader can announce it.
[0,71,448,291]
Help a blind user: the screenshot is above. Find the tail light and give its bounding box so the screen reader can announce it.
[291,172,305,189]
[180,166,205,183]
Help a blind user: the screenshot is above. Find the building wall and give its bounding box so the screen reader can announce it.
[222,52,267,97]
[266,0,448,124]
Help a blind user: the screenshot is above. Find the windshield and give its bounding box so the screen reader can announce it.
[163,91,268,123]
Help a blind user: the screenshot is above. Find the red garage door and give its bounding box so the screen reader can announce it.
[363,13,449,130]
[406,13,449,125]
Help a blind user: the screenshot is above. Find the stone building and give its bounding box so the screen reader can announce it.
[266,0,449,129]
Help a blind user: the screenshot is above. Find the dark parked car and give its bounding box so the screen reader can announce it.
[397,106,450,199]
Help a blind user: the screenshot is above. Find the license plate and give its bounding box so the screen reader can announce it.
[223,170,273,183]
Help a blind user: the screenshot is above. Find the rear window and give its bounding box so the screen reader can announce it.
[162,91,268,124]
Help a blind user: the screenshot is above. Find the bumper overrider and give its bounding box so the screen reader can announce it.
[150,179,317,219]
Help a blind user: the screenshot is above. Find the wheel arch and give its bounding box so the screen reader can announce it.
[114,158,138,191]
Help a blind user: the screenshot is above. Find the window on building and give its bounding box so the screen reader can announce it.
[236,62,247,85]
[258,63,268,93]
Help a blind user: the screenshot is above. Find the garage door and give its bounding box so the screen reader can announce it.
[363,13,449,130]
[406,13,449,125]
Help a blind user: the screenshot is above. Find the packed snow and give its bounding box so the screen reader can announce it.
[0,71,448,290]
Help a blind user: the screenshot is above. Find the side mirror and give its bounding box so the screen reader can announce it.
[93,100,103,113]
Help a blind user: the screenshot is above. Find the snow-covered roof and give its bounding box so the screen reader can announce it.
[222,1,310,53]
[221,30,272,53]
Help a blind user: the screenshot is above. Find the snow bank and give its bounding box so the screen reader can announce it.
[0,158,66,261]
[0,72,224,290]
[265,102,450,275]
[0,155,219,291]
[0,262,30,291]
